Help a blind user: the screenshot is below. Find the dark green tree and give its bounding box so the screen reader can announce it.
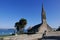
[15,22,20,32]
[15,18,27,33]
[19,18,27,28]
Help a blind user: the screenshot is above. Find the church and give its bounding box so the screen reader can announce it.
[27,4,53,34]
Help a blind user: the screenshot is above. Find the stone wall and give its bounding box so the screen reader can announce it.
[1,33,42,40]
[46,31,60,36]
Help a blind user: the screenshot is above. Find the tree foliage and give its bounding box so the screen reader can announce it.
[15,18,27,32]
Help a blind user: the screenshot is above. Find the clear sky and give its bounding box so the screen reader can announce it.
[0,0,60,29]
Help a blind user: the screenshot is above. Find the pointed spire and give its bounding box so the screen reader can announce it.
[41,3,46,23]
[42,4,46,19]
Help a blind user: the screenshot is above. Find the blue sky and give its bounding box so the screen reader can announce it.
[0,0,60,29]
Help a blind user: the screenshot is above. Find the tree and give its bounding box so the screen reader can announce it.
[15,18,27,33]
[15,22,20,32]
[19,18,27,28]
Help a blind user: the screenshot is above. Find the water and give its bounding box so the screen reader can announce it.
[0,29,15,35]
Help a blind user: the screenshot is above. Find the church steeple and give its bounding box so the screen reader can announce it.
[28,3,52,34]
[28,2,52,34]
[41,4,46,23]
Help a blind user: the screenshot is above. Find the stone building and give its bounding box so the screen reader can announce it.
[28,4,53,34]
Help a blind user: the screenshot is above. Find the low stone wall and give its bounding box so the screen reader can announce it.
[46,31,60,36]
[2,34,42,40]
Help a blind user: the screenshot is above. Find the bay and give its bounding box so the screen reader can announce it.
[0,29,15,35]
